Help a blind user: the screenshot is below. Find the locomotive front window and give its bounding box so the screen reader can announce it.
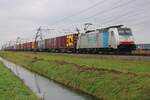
[118,28,132,36]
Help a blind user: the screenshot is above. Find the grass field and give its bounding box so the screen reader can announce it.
[0,61,38,100]
[0,51,150,100]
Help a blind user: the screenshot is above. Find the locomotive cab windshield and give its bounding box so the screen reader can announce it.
[118,28,133,36]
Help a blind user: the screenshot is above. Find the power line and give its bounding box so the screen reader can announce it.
[29,0,149,36]
[53,0,138,30]
[51,0,109,26]
[79,0,137,21]
[103,7,150,27]
[99,2,150,25]
[129,18,150,26]
[131,22,150,33]
[101,10,150,27]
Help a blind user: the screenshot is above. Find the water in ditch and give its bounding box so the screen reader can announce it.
[0,57,98,100]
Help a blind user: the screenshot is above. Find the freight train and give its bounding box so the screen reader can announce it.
[4,25,136,53]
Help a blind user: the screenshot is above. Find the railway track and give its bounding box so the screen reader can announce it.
[2,50,150,60]
[35,51,150,60]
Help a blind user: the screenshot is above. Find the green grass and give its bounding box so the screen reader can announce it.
[0,61,38,100]
[0,51,150,100]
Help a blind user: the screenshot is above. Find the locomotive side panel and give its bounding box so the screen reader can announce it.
[102,32,109,48]
[77,34,88,49]
[77,31,110,49]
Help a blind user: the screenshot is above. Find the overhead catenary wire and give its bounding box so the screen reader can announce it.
[102,10,150,27]
[129,18,150,26]
[98,4,150,25]
[52,0,122,28]
[52,0,138,30]
[77,0,138,21]
[131,22,150,33]
[51,0,109,27]
[81,0,150,31]
[93,0,150,19]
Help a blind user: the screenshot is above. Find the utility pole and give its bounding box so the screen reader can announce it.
[1,43,7,51]
[75,27,80,34]
[15,37,21,50]
[8,41,12,50]
[34,26,42,53]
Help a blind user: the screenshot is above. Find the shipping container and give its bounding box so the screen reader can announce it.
[18,44,21,50]
[26,42,32,50]
[66,34,78,48]
[46,38,57,49]
[55,34,78,49]
[45,33,78,52]
[15,44,19,50]
[56,36,66,49]
[20,44,22,50]
[23,43,27,50]
[32,41,38,50]
[32,42,35,50]
[36,33,79,52]
[38,40,45,50]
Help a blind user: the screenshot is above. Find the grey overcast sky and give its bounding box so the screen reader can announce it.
[0,0,150,47]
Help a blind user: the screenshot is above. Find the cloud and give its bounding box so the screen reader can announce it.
[0,0,150,48]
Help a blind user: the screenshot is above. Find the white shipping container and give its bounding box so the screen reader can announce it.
[38,40,45,49]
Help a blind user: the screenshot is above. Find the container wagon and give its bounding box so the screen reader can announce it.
[37,40,45,51]
[26,42,32,51]
[45,33,78,52]
[45,38,56,52]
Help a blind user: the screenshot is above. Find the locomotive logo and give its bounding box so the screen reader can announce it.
[66,34,74,47]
